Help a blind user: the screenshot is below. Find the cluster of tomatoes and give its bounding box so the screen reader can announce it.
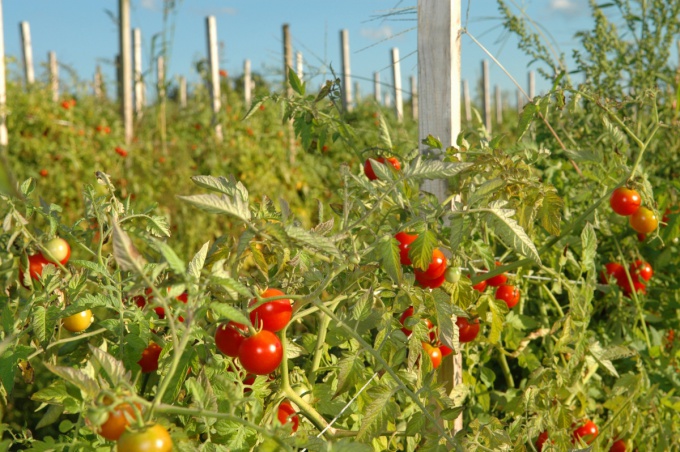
[394,232,448,288]
[471,262,521,309]
[609,187,658,236]
[96,398,172,452]
[601,259,653,296]
[536,419,626,451]
[363,156,401,181]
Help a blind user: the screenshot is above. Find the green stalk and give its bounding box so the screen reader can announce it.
[308,313,331,382]
[497,348,515,388]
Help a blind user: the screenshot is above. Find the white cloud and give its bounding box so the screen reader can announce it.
[140,0,159,11]
[360,25,394,41]
[548,0,582,14]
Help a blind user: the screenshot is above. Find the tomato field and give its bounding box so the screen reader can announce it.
[1,0,680,451]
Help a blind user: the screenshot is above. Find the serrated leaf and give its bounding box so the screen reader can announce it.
[88,346,127,387]
[580,223,597,273]
[43,364,98,398]
[537,189,563,236]
[161,348,195,404]
[146,215,170,237]
[357,384,398,442]
[288,68,305,96]
[188,242,209,279]
[484,208,541,265]
[70,259,110,276]
[112,222,147,273]
[589,341,618,377]
[409,230,437,271]
[517,102,538,141]
[377,235,402,284]
[378,115,392,150]
[243,99,265,121]
[422,134,443,150]
[403,156,472,180]
[448,216,466,253]
[32,306,48,344]
[154,239,185,275]
[36,404,64,429]
[210,303,251,326]
[178,193,251,222]
[285,226,342,259]
[488,298,507,344]
[434,291,455,351]
[468,179,506,207]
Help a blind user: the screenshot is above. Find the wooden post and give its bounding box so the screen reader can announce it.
[19,21,34,85]
[115,54,121,104]
[517,89,523,113]
[0,0,8,147]
[373,72,380,104]
[283,24,292,96]
[119,0,133,144]
[391,47,403,122]
[528,71,535,101]
[179,76,187,108]
[133,28,144,115]
[340,29,352,112]
[48,51,58,101]
[296,51,303,80]
[156,56,165,99]
[482,60,491,133]
[495,85,502,125]
[417,0,462,434]
[244,59,252,107]
[206,16,223,141]
[410,75,418,120]
[94,65,103,99]
[354,81,361,105]
[463,79,471,123]
[384,93,391,107]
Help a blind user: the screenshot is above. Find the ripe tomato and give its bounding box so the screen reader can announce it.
[238,330,283,375]
[249,288,292,332]
[22,253,50,281]
[62,310,94,333]
[134,288,188,321]
[629,260,652,282]
[536,431,549,451]
[621,279,646,297]
[395,232,417,266]
[416,272,446,289]
[600,262,625,284]
[629,207,658,234]
[610,439,626,452]
[138,343,162,373]
[495,285,520,309]
[422,342,442,369]
[485,261,507,287]
[215,321,247,357]
[610,187,641,216]
[39,169,48,177]
[115,147,128,158]
[573,419,598,445]
[413,249,447,281]
[399,306,435,341]
[277,401,299,432]
[363,157,401,180]
[439,344,453,357]
[116,424,172,452]
[456,317,480,343]
[471,276,487,292]
[44,237,71,265]
[98,402,140,441]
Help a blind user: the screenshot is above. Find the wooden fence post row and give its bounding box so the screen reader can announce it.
[133,27,144,115]
[19,21,33,85]
[391,47,403,122]
[340,29,352,112]
[119,0,132,144]
[206,15,223,142]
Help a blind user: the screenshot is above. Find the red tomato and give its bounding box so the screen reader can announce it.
[22,253,50,281]
[44,237,71,265]
[249,288,292,332]
[572,419,599,445]
[629,207,658,234]
[215,321,247,357]
[495,285,520,309]
[363,157,401,180]
[61,100,72,110]
[629,260,653,282]
[610,187,641,216]
[115,147,128,157]
[600,262,625,284]
[456,317,480,343]
[138,343,162,373]
[413,248,447,281]
[399,306,435,341]
[439,344,453,357]
[134,288,188,321]
[395,232,417,266]
[277,401,299,432]
[238,330,283,375]
[98,402,140,441]
[116,424,172,452]
[39,169,48,177]
[621,279,646,297]
[610,439,626,452]
[485,261,507,286]
[416,272,446,289]
[536,431,549,451]
[422,342,442,369]
[471,278,487,292]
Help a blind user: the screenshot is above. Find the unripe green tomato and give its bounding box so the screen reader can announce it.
[445,267,461,284]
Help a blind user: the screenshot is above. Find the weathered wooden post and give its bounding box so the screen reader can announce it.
[133,28,144,115]
[0,0,7,147]
[482,60,491,132]
[283,24,292,96]
[340,29,352,112]
[517,89,523,113]
[94,65,103,99]
[528,71,535,101]
[391,47,403,122]
[206,16,223,141]
[244,59,252,107]
[463,79,471,123]
[178,76,187,108]
[354,81,361,105]
[495,85,502,125]
[373,72,381,104]
[19,21,34,85]
[296,51,303,80]
[418,0,463,434]
[410,75,418,120]
[48,51,58,101]
[157,56,165,100]
[119,0,133,144]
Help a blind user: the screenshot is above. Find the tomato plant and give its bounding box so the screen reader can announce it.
[249,288,292,332]
[21,253,50,281]
[610,187,641,215]
[238,330,283,375]
[116,424,172,452]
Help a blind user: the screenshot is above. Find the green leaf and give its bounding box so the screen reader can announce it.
[288,67,305,96]
[434,291,455,351]
[580,223,597,273]
[422,134,443,150]
[403,156,473,181]
[210,302,251,326]
[112,222,147,274]
[32,306,49,344]
[357,384,398,442]
[537,188,563,236]
[146,215,170,238]
[409,230,437,271]
[35,404,64,430]
[88,346,127,387]
[43,364,99,398]
[484,207,541,265]
[336,352,366,396]
[154,239,185,275]
[178,193,251,223]
[188,242,209,280]
[378,115,393,150]
[487,298,508,344]
[517,102,538,141]
[285,225,342,259]
[377,235,402,284]
[242,98,265,120]
[161,348,196,404]
[448,216,467,253]
[468,178,506,207]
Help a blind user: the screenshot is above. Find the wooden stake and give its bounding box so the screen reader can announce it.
[417,0,462,434]
[463,79,471,123]
[283,24,292,96]
[48,51,58,102]
[19,21,34,85]
[0,0,8,146]
[340,29,352,112]
[179,76,187,108]
[495,85,502,125]
[517,89,523,113]
[119,0,133,144]
[156,56,165,99]
[206,16,223,141]
[391,47,403,122]
[244,59,252,107]
[133,28,144,115]
[528,71,535,101]
[482,60,491,133]
[296,51,303,80]
[373,72,380,104]
[410,75,418,120]
[94,65,103,99]
[354,81,361,105]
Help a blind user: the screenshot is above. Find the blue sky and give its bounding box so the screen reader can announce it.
[2,0,594,105]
